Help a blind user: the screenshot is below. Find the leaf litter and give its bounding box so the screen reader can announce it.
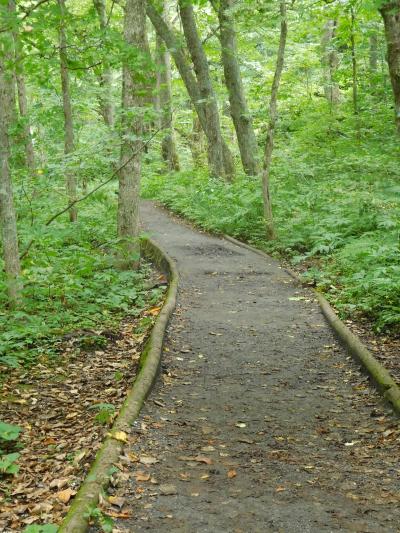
[0,278,165,531]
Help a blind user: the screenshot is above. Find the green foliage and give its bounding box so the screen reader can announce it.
[85,506,114,533]
[0,421,22,442]
[0,452,20,475]
[89,403,116,425]
[0,189,154,368]
[142,103,400,333]
[0,421,22,475]
[23,525,59,533]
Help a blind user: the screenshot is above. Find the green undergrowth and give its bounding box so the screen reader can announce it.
[0,187,162,369]
[143,107,400,333]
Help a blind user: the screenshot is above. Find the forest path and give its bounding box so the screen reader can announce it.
[109,202,400,533]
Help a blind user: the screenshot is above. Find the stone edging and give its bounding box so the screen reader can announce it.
[58,238,179,532]
[223,234,400,415]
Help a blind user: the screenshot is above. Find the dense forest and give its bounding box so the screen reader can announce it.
[0,0,399,529]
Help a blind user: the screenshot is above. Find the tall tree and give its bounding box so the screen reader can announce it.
[262,0,287,240]
[155,3,180,171]
[94,0,114,127]
[0,26,22,306]
[117,0,148,267]
[146,0,233,180]
[178,0,234,180]
[379,0,400,132]
[321,19,341,105]
[9,0,35,172]
[58,0,77,222]
[217,0,259,175]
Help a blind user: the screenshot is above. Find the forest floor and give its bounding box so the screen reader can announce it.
[89,202,400,533]
[0,270,166,531]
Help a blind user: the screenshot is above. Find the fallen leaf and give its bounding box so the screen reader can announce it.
[49,478,69,490]
[56,488,76,504]
[109,431,128,443]
[276,486,286,492]
[178,455,212,465]
[139,455,158,465]
[227,469,237,479]
[108,496,125,509]
[235,422,246,428]
[135,472,151,482]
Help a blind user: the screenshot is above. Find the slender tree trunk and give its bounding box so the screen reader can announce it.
[350,7,358,115]
[117,0,147,268]
[321,19,341,106]
[155,7,180,171]
[179,0,234,180]
[189,113,206,165]
[94,0,114,127]
[147,0,233,179]
[380,1,400,132]
[58,0,77,222]
[0,51,22,306]
[262,0,287,240]
[370,32,378,72]
[9,0,35,172]
[218,0,259,175]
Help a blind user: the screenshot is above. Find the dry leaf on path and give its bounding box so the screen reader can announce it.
[139,455,158,465]
[227,469,237,479]
[135,471,151,482]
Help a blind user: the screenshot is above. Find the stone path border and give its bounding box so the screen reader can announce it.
[223,234,400,415]
[58,238,179,533]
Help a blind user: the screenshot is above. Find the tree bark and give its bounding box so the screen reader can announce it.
[178,0,234,180]
[370,32,378,72]
[155,6,180,171]
[262,0,287,240]
[117,0,147,268]
[94,0,114,127]
[9,0,35,172]
[350,7,358,115]
[58,0,77,222]
[147,1,233,179]
[218,0,259,175]
[0,46,22,306]
[321,19,341,106]
[380,1,400,132]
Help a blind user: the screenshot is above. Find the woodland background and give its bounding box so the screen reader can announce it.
[0,0,398,368]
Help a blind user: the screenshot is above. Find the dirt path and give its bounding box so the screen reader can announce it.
[104,202,400,532]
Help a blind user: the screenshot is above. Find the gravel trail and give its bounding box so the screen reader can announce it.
[106,202,400,533]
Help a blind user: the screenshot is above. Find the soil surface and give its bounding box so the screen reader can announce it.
[98,202,400,533]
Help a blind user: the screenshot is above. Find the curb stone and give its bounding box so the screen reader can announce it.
[223,234,400,415]
[58,238,179,533]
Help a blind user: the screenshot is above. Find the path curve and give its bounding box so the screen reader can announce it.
[107,202,400,532]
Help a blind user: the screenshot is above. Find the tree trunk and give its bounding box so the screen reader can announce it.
[262,0,287,240]
[350,7,358,115]
[370,32,378,72]
[321,19,341,106]
[189,113,206,165]
[117,0,147,268]
[94,0,114,127]
[218,0,259,176]
[58,0,77,222]
[0,53,22,306]
[147,0,233,179]
[9,0,35,172]
[155,8,180,171]
[380,1,400,132]
[178,0,234,180]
